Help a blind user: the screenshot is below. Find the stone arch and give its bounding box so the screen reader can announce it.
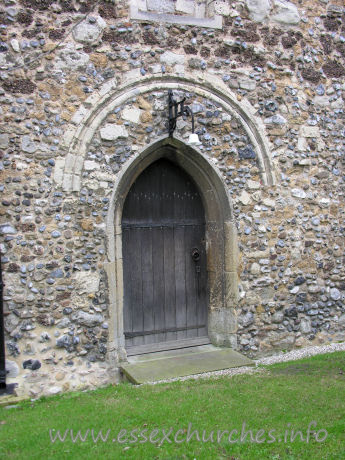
[54,73,276,363]
[105,136,239,363]
[56,73,275,192]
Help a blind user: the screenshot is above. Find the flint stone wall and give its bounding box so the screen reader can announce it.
[0,0,344,398]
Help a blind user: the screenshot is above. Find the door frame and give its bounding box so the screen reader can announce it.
[105,136,239,363]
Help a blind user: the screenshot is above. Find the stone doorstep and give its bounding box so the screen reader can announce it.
[0,395,27,408]
[120,345,254,384]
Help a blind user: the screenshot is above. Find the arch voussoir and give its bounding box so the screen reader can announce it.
[55,74,275,193]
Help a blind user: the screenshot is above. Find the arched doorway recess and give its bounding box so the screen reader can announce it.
[105,137,239,362]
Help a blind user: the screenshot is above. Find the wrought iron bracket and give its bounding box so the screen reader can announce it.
[168,89,195,137]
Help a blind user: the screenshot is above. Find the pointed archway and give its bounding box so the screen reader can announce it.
[105,137,239,363]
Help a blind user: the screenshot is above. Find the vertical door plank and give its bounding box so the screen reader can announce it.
[196,223,208,337]
[141,227,155,344]
[185,225,198,338]
[163,226,176,342]
[175,226,187,340]
[131,227,144,346]
[152,226,165,343]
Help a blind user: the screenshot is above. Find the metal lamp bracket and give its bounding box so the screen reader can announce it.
[168,89,195,137]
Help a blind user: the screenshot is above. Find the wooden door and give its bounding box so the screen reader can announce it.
[122,159,208,350]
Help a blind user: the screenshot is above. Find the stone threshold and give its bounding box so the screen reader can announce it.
[0,395,27,408]
[120,345,254,384]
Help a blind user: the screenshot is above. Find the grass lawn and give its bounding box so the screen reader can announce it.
[0,351,344,460]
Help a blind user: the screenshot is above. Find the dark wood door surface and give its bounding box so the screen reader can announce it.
[122,159,208,348]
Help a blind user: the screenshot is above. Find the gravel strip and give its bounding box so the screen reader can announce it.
[143,342,345,386]
[256,341,345,366]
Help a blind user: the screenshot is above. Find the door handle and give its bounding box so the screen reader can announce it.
[191,248,201,297]
[191,247,200,262]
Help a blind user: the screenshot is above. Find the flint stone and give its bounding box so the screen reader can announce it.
[263,198,275,207]
[72,311,103,327]
[48,386,62,395]
[308,285,320,294]
[21,136,37,153]
[56,335,72,348]
[55,44,90,71]
[6,7,17,17]
[264,114,287,125]
[23,359,41,370]
[72,16,106,44]
[319,198,330,208]
[57,318,71,329]
[331,98,343,109]
[10,39,20,53]
[291,188,306,199]
[250,263,260,275]
[285,307,298,317]
[0,133,9,149]
[300,318,311,334]
[330,288,341,301]
[316,85,325,96]
[269,332,295,347]
[296,293,307,304]
[0,224,16,234]
[51,269,64,280]
[100,124,129,141]
[294,276,306,285]
[259,259,269,265]
[40,332,50,342]
[241,312,254,327]
[238,146,256,159]
[272,311,284,323]
[20,320,35,331]
[34,272,45,282]
[7,342,20,357]
[191,103,204,113]
[4,315,19,333]
[6,359,19,378]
